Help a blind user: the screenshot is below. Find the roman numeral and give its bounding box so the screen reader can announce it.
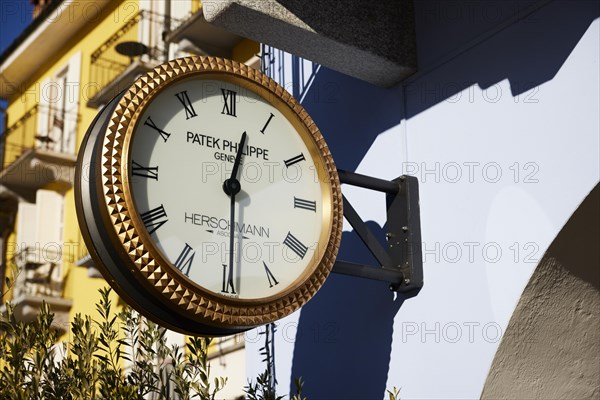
[221,264,236,294]
[284,153,306,168]
[175,90,197,119]
[260,113,275,134]
[132,160,158,180]
[221,88,237,117]
[294,197,316,212]
[140,204,168,235]
[144,116,171,142]
[263,262,279,288]
[283,232,308,259]
[174,243,195,276]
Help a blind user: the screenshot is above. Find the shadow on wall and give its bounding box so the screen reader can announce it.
[288,1,598,398]
[299,67,404,172]
[408,0,599,117]
[545,183,600,290]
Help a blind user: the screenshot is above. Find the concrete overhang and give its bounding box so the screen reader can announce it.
[202,0,417,87]
[166,9,244,58]
[0,149,77,198]
[75,254,104,279]
[0,295,73,334]
[75,254,94,268]
[0,0,112,99]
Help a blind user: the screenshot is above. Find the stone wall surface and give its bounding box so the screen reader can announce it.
[482,185,600,399]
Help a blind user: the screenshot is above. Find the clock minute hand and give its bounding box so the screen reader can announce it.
[227,131,247,190]
[226,194,236,294]
[222,131,248,295]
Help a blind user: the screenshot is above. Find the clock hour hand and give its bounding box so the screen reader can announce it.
[222,131,248,294]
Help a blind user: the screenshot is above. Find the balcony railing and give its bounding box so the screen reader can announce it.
[0,105,79,170]
[260,44,320,103]
[87,10,174,104]
[10,246,65,298]
[2,245,73,333]
[1,106,37,170]
[165,4,245,59]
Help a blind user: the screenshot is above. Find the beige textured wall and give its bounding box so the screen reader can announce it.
[482,184,599,399]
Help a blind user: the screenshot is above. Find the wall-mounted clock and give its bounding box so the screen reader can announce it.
[75,56,343,335]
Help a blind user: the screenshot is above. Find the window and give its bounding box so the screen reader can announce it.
[14,189,64,297]
[36,52,81,155]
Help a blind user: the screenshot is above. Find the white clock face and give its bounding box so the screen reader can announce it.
[129,78,327,300]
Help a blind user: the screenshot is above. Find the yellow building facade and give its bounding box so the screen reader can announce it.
[0,1,257,397]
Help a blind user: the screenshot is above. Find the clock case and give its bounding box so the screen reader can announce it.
[75,57,343,336]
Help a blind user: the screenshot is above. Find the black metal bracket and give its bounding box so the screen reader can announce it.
[332,170,423,297]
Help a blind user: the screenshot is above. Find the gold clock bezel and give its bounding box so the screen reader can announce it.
[99,56,342,328]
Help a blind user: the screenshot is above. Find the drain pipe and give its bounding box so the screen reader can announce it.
[0,103,7,170]
[163,0,171,62]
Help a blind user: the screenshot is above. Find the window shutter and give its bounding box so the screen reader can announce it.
[170,1,191,20]
[36,78,51,147]
[16,202,37,265]
[16,202,37,250]
[139,2,152,63]
[63,51,81,154]
[169,2,193,59]
[35,189,64,266]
